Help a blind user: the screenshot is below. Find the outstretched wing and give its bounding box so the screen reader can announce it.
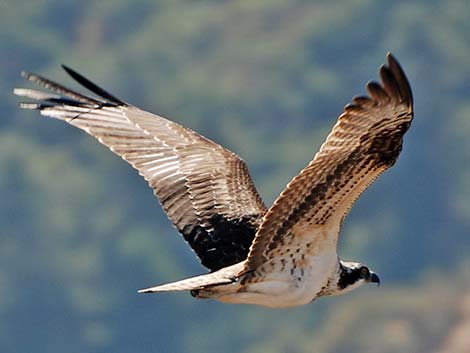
[14,66,267,271]
[243,53,413,272]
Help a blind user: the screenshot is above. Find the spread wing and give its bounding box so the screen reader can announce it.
[14,66,267,271]
[243,53,413,272]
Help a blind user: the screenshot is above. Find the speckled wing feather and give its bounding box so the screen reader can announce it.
[243,54,413,272]
[14,67,267,271]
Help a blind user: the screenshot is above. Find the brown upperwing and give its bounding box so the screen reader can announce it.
[243,53,413,273]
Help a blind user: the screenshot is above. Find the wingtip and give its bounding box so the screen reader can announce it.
[61,64,76,76]
[366,80,388,101]
[20,70,32,80]
[18,102,41,110]
[61,64,82,81]
[384,53,413,107]
[12,88,23,96]
[387,53,401,74]
[60,64,124,105]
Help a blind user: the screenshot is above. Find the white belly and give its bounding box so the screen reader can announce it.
[216,250,339,308]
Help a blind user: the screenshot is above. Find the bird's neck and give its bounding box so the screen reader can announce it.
[317,259,343,297]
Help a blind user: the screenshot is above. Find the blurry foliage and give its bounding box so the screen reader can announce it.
[0,0,469,352]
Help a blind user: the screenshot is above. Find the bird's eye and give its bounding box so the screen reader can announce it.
[360,267,370,277]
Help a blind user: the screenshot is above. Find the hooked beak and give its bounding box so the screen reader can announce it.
[368,272,381,287]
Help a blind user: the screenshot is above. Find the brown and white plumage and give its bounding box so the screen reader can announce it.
[243,53,413,273]
[15,66,266,271]
[15,53,413,307]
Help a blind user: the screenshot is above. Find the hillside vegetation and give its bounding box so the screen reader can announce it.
[0,1,468,352]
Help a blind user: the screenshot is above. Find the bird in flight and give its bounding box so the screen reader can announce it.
[15,53,413,308]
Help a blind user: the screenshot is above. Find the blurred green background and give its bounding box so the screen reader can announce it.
[1,0,469,352]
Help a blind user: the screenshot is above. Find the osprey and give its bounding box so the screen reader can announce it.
[15,53,413,308]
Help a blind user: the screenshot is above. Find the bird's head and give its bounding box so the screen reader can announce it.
[331,260,380,296]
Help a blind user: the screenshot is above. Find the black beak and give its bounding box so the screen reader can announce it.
[369,272,380,286]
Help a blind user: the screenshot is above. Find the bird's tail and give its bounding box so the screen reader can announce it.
[138,264,241,293]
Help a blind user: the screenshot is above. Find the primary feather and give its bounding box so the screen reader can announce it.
[15,67,267,271]
[15,54,414,307]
